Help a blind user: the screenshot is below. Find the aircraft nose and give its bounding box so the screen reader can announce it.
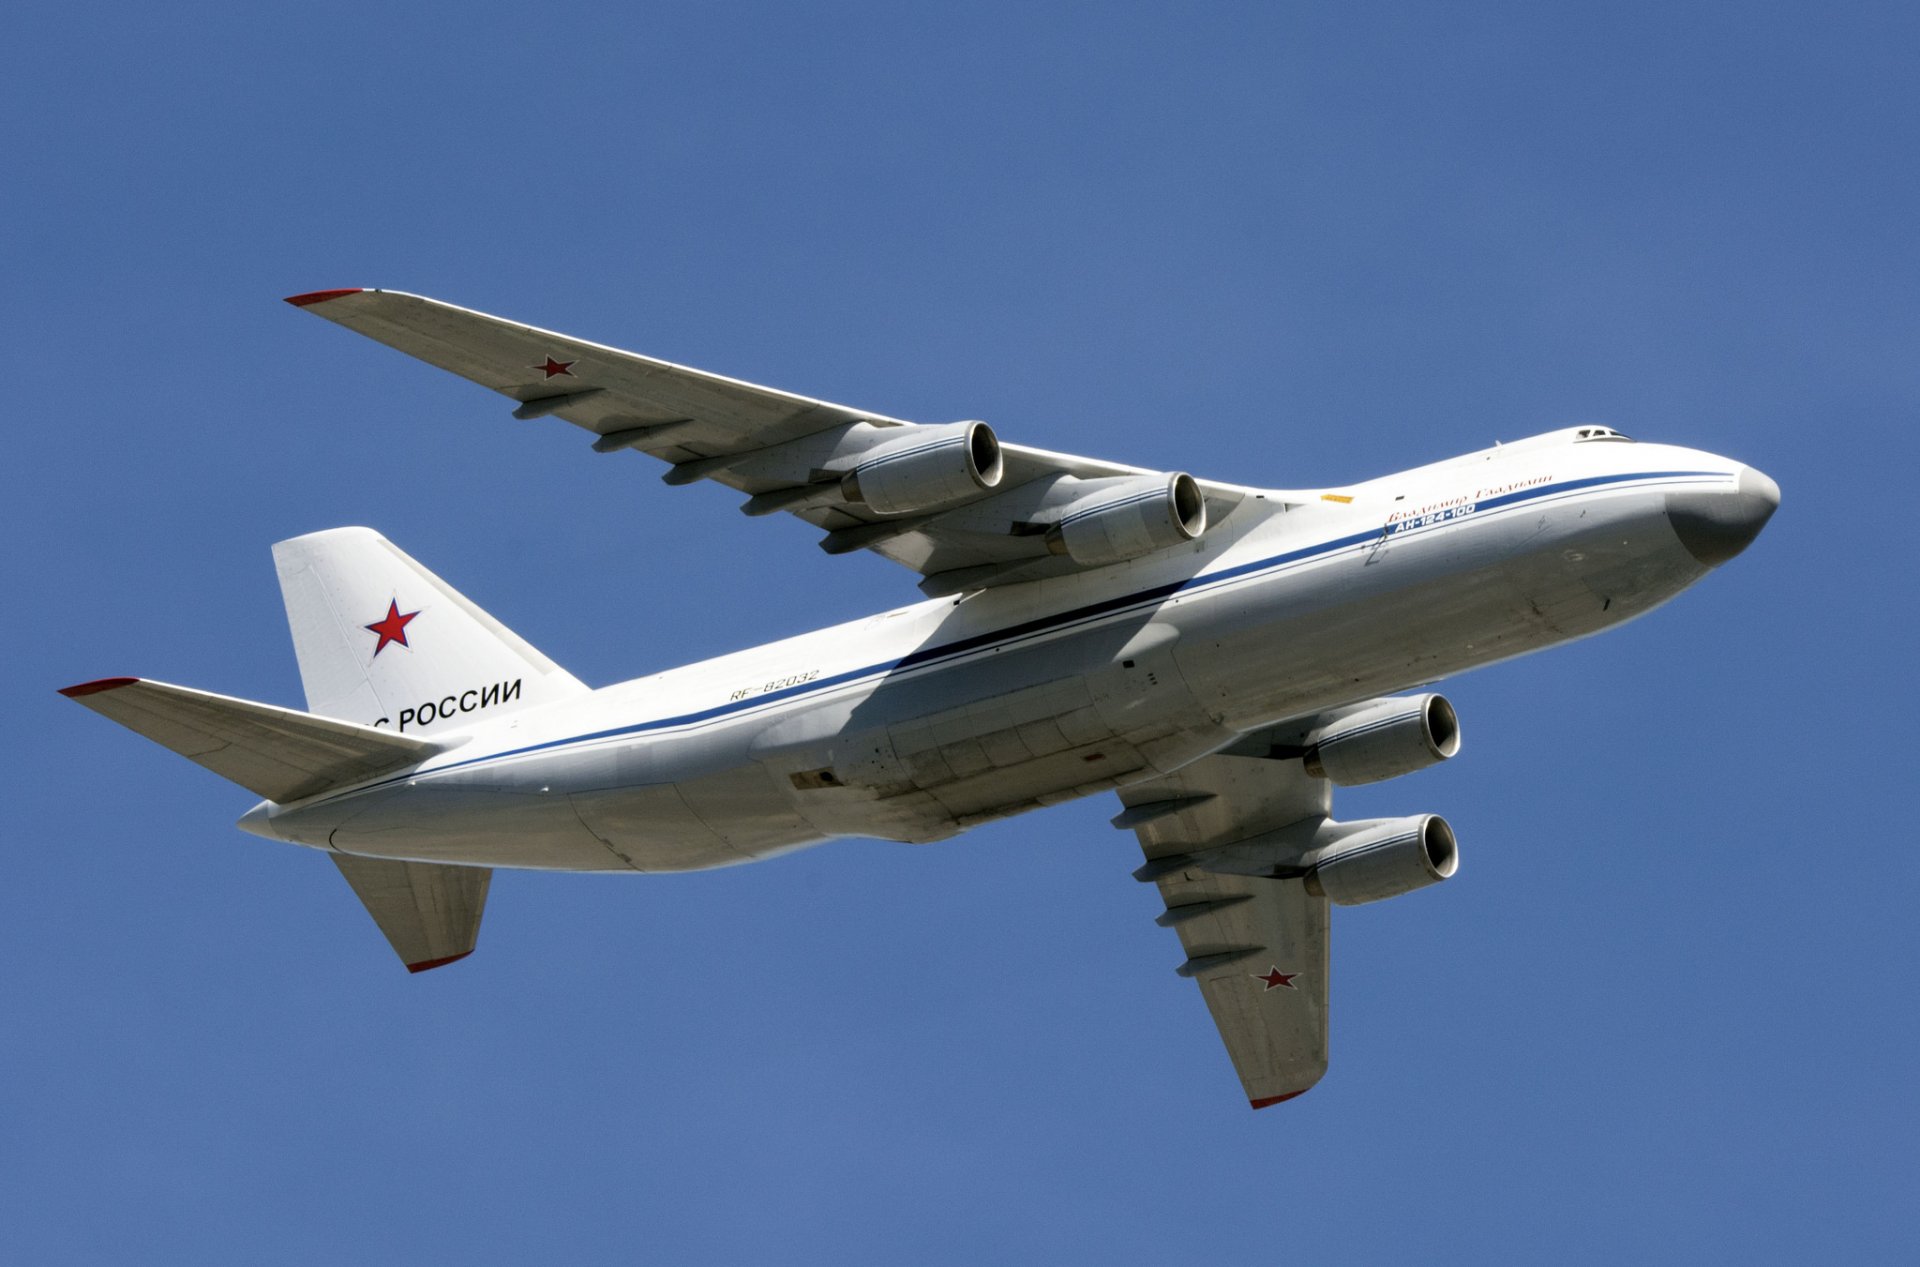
[1665,466,1781,567]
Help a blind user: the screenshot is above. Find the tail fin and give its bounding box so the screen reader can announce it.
[272,528,585,733]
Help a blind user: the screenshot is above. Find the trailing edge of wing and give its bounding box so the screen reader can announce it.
[59,677,438,804]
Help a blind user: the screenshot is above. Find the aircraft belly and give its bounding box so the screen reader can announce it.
[676,762,824,858]
[750,614,1227,840]
[321,786,631,871]
[547,725,826,870]
[569,784,762,872]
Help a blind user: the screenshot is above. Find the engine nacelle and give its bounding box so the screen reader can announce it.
[1304,814,1458,906]
[1305,693,1461,786]
[840,421,1002,515]
[1046,473,1207,566]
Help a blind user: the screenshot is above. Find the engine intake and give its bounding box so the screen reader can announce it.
[1046,473,1207,566]
[841,421,1002,515]
[1304,814,1458,906]
[1305,693,1460,786]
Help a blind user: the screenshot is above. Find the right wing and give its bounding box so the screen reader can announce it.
[1117,752,1332,1108]
[287,288,1266,595]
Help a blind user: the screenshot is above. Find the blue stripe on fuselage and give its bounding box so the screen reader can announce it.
[315,468,1723,802]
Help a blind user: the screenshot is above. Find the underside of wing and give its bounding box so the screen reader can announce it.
[287,287,883,450]
[289,288,1265,592]
[1163,868,1329,1107]
[1118,753,1333,1107]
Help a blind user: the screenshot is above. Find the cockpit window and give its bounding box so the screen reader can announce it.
[1573,426,1633,442]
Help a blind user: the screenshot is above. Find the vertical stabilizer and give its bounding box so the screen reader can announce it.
[273,527,585,733]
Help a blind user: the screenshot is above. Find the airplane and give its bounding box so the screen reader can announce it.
[61,288,1780,1108]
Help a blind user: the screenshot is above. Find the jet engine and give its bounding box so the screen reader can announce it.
[1304,693,1461,786]
[840,421,1003,514]
[1046,473,1208,566]
[1303,814,1458,906]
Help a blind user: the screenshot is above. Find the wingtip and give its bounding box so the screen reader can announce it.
[284,288,365,308]
[1249,1090,1309,1110]
[59,677,140,698]
[405,950,473,974]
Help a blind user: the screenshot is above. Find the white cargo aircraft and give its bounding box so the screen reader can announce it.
[63,289,1779,1107]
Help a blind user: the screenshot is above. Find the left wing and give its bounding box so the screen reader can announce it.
[287,288,1257,594]
[1117,752,1332,1108]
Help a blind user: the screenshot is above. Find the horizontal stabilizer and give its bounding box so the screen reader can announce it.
[59,677,436,804]
[331,853,491,972]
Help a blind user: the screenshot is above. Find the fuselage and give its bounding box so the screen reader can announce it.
[245,427,1776,872]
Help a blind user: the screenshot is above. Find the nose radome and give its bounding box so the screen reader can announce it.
[1666,466,1781,567]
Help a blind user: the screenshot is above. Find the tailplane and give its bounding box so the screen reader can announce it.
[273,527,585,734]
[332,854,491,972]
[58,677,437,803]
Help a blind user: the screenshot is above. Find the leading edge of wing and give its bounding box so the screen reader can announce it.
[283,286,899,426]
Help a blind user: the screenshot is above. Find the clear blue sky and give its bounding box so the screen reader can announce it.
[6,2,1915,1262]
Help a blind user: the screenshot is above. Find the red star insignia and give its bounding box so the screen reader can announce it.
[1255,967,1298,991]
[538,356,576,379]
[364,600,418,656]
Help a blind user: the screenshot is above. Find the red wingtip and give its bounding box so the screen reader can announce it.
[406,951,473,974]
[59,677,140,698]
[284,288,365,307]
[1249,1090,1309,1110]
